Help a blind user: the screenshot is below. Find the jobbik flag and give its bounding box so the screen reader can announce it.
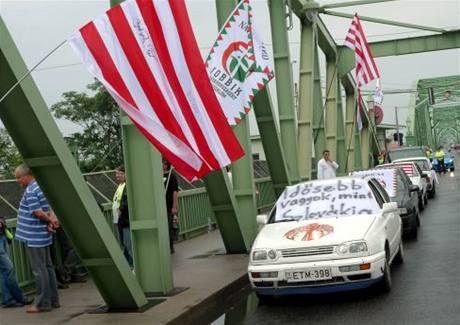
[344,13,381,130]
[206,0,274,126]
[69,0,244,181]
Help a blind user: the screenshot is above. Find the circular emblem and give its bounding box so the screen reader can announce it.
[284,223,334,241]
[221,41,253,82]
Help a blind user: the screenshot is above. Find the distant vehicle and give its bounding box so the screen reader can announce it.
[352,168,420,239]
[249,177,403,299]
[432,151,455,172]
[392,157,436,198]
[377,162,429,211]
[387,146,426,162]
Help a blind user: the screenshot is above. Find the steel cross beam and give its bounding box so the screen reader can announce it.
[339,29,460,75]
[0,17,147,309]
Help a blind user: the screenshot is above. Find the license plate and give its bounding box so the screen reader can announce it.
[285,268,332,282]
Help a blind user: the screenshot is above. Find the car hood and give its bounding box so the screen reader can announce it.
[254,214,378,249]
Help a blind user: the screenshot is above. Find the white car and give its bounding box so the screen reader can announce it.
[377,162,429,210]
[392,157,437,198]
[249,177,403,299]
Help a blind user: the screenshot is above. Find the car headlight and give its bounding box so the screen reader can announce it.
[252,249,278,261]
[252,250,267,261]
[337,241,368,255]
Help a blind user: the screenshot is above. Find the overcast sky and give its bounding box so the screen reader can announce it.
[1,0,459,137]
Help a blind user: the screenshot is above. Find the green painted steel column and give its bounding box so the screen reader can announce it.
[297,21,316,181]
[360,126,371,169]
[215,0,257,248]
[253,89,291,196]
[111,0,173,294]
[325,58,339,162]
[312,44,326,174]
[335,77,346,175]
[344,93,355,172]
[268,0,300,184]
[0,16,147,309]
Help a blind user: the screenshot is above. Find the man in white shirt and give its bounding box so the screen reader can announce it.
[317,150,339,180]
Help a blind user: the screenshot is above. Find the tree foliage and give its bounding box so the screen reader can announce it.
[51,80,123,172]
[0,129,23,178]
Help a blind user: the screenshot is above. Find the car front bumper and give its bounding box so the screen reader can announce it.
[248,251,385,295]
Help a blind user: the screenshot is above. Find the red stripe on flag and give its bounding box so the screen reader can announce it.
[167,0,244,162]
[136,0,220,171]
[80,22,136,108]
[106,6,191,148]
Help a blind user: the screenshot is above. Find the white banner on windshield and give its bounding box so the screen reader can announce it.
[275,179,380,222]
[351,169,396,197]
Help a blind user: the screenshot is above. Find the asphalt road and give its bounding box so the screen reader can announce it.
[241,168,460,325]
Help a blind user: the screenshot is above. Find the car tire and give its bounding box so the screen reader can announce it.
[418,193,425,211]
[377,251,392,293]
[408,213,418,239]
[394,240,404,264]
[428,184,436,199]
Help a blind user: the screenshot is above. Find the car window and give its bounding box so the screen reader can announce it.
[414,164,424,176]
[368,181,384,208]
[395,174,406,204]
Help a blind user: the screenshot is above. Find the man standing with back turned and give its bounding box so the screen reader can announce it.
[317,150,339,180]
[14,164,59,313]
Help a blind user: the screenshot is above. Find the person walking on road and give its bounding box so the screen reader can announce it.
[163,160,179,254]
[14,164,59,313]
[435,147,446,174]
[0,216,32,308]
[317,150,339,180]
[114,166,133,268]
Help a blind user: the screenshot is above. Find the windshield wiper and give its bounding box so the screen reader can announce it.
[274,218,299,223]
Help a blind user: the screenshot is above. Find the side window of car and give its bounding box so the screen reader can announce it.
[395,174,406,200]
[368,181,385,208]
[375,179,390,202]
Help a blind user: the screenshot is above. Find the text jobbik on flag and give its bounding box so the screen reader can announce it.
[206,0,274,126]
[69,0,244,180]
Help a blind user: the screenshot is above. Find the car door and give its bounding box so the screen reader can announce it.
[369,179,399,256]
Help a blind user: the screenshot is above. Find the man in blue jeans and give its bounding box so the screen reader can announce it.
[0,216,32,307]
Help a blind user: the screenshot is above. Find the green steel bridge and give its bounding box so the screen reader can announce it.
[0,0,459,310]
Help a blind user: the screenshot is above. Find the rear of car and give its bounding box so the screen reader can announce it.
[393,157,436,198]
[387,146,426,162]
[352,168,420,239]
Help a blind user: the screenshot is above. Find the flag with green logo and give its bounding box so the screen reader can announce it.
[206,0,274,126]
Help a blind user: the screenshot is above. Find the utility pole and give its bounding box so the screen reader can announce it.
[395,106,400,145]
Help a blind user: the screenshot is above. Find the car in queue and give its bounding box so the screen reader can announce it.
[377,162,429,210]
[392,157,437,198]
[387,146,426,163]
[248,177,403,299]
[352,168,420,239]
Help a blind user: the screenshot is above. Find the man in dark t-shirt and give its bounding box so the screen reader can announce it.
[163,160,179,254]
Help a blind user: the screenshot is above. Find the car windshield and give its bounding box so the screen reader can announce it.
[273,179,380,223]
[389,148,425,161]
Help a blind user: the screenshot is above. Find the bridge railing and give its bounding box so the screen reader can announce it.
[1,177,276,294]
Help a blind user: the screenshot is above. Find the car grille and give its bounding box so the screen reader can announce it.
[280,245,335,258]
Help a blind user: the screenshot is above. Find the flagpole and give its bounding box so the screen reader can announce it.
[0,40,67,105]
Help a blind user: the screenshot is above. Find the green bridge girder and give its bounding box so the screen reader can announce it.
[0,16,147,309]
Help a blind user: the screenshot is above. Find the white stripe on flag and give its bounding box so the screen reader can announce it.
[153,0,231,167]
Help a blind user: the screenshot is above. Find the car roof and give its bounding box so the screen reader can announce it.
[393,157,429,162]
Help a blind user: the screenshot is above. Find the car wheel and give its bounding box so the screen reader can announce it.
[377,251,392,293]
[407,213,418,239]
[394,240,404,264]
[428,184,436,199]
[418,193,425,211]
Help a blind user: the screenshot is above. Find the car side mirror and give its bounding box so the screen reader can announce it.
[409,184,419,192]
[382,202,398,214]
[256,214,269,226]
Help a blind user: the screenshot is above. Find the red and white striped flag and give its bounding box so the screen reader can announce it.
[344,13,380,130]
[69,0,244,180]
